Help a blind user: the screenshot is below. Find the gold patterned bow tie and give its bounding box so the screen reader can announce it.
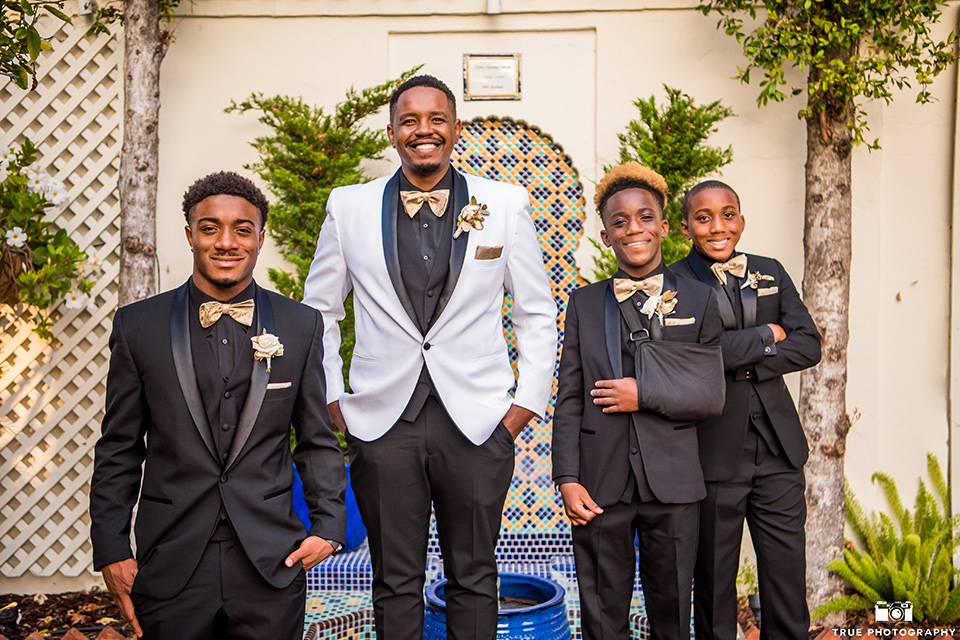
[199,299,255,328]
[709,254,748,285]
[400,189,450,218]
[613,274,663,303]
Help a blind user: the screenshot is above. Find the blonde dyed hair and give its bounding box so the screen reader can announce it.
[594,162,668,215]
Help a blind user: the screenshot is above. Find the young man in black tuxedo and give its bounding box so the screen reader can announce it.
[553,162,723,640]
[90,171,346,640]
[671,180,821,640]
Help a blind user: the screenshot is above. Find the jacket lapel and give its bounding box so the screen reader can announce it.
[685,251,737,330]
[381,170,419,329]
[740,257,758,329]
[434,167,469,321]
[171,282,218,461]
[604,282,623,379]
[224,284,272,471]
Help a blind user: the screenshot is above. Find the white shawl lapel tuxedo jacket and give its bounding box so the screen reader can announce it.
[303,167,558,445]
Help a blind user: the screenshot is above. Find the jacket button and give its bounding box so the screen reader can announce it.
[751,413,762,421]
[423,342,431,351]
[221,423,230,432]
[220,474,228,483]
[630,448,638,455]
[224,391,231,399]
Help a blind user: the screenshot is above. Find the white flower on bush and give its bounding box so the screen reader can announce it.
[77,254,102,278]
[64,290,90,310]
[0,147,11,171]
[20,163,39,179]
[4,227,26,248]
[46,180,68,206]
[26,171,52,194]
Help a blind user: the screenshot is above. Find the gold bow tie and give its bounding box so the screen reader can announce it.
[613,274,663,303]
[400,189,450,218]
[709,254,748,285]
[199,299,255,328]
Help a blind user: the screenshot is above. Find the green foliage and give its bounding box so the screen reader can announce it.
[698,0,958,148]
[0,139,95,340]
[811,453,960,623]
[592,85,734,280]
[85,0,181,47]
[736,556,759,598]
[227,67,420,392]
[0,1,71,89]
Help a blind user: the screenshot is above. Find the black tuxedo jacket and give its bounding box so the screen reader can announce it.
[553,267,722,506]
[671,251,821,481]
[90,281,346,600]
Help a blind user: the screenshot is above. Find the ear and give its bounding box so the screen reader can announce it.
[387,123,395,148]
[679,217,692,240]
[661,219,669,237]
[600,228,611,248]
[184,224,194,250]
[740,214,746,233]
[257,228,266,253]
[453,118,462,142]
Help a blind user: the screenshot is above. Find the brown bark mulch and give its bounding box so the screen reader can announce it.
[0,590,134,640]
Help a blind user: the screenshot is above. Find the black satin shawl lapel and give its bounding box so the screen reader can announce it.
[171,282,218,461]
[224,285,272,471]
[381,170,419,328]
[740,257,758,329]
[604,283,623,379]
[435,167,469,321]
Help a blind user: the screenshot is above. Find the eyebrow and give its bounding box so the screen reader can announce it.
[196,216,257,227]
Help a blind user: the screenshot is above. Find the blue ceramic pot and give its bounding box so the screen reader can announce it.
[423,573,571,640]
[292,462,366,552]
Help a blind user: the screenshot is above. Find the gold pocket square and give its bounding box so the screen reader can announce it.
[475,245,503,260]
[266,382,292,390]
[757,286,779,297]
[664,317,696,327]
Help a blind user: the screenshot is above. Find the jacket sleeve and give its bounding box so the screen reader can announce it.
[552,291,583,482]
[301,189,352,405]
[291,309,348,543]
[502,187,559,418]
[89,309,147,570]
[752,259,822,381]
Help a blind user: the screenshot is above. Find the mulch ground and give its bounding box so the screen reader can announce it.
[0,591,134,640]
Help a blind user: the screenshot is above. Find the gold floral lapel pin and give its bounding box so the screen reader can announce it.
[454,196,490,239]
[639,290,678,326]
[741,271,776,290]
[251,330,284,373]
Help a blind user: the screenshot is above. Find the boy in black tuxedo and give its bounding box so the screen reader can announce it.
[671,180,821,640]
[553,162,724,640]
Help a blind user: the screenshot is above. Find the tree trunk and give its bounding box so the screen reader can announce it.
[801,58,854,623]
[118,0,162,306]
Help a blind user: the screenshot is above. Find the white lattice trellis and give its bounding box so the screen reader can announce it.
[0,17,121,578]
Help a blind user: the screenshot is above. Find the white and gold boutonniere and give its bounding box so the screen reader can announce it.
[454,196,490,239]
[251,330,284,372]
[741,271,776,290]
[639,290,678,326]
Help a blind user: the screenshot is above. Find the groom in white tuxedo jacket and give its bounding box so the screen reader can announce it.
[302,75,557,640]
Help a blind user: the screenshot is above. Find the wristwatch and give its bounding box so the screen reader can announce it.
[325,539,343,556]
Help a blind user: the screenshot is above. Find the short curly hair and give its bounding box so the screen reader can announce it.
[389,74,457,121]
[594,162,668,217]
[182,171,270,227]
[681,179,740,220]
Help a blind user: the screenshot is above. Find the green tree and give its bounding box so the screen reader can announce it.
[225,68,420,395]
[697,0,957,616]
[592,85,734,279]
[0,1,71,90]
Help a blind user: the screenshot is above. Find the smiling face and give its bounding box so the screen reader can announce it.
[600,187,668,279]
[387,86,461,190]
[185,194,265,300]
[681,186,745,262]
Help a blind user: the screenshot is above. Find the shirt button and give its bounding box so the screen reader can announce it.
[423,342,432,351]
[636,301,643,307]
[423,223,429,229]
[222,376,229,383]
[224,391,231,399]
[221,338,228,345]
[221,423,230,432]
[423,255,429,261]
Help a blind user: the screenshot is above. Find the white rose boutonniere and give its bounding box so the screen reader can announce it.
[639,290,678,326]
[251,330,284,372]
[454,196,490,239]
[741,271,776,290]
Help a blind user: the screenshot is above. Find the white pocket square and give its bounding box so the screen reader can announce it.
[757,286,779,297]
[266,382,292,390]
[664,317,696,327]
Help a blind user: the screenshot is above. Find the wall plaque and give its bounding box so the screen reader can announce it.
[463,54,521,101]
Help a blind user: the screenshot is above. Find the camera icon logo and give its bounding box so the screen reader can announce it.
[875,600,913,622]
